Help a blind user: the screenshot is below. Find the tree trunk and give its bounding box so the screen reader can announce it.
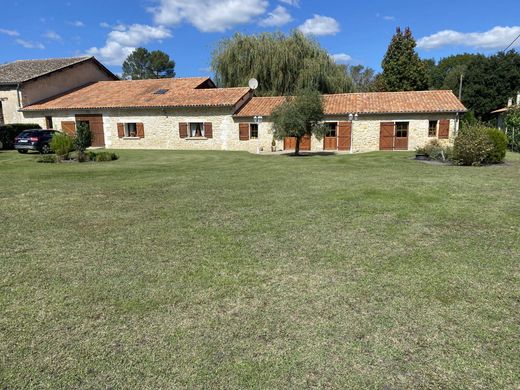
[295,136,301,156]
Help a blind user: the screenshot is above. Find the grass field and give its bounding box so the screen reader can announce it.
[1,149,519,389]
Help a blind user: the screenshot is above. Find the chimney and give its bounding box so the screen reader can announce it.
[508,98,513,107]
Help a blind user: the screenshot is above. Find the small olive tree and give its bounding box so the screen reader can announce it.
[74,122,92,162]
[271,89,327,155]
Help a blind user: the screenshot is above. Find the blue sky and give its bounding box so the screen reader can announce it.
[1,0,519,77]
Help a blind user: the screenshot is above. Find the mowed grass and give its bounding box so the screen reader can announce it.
[1,149,519,389]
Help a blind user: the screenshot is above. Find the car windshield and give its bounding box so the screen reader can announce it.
[18,130,39,138]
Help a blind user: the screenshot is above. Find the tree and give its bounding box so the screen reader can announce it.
[122,48,176,80]
[74,122,92,162]
[347,65,377,92]
[271,89,327,155]
[380,27,429,91]
[211,31,353,96]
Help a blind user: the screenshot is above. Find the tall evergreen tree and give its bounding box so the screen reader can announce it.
[122,48,176,80]
[211,31,353,96]
[380,27,429,91]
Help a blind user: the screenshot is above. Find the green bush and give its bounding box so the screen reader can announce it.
[416,139,451,161]
[0,123,41,149]
[74,122,92,162]
[485,128,508,164]
[452,124,494,166]
[95,151,119,162]
[50,132,74,159]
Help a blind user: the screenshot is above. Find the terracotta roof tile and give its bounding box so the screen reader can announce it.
[235,90,467,117]
[22,78,251,111]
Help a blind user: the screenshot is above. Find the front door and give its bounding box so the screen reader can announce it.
[323,123,337,150]
[75,114,105,147]
[337,122,352,151]
[394,122,409,150]
[379,122,395,150]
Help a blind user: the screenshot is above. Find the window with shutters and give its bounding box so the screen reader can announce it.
[250,123,258,139]
[45,116,53,129]
[428,120,437,137]
[189,122,205,137]
[125,123,138,137]
[395,122,409,137]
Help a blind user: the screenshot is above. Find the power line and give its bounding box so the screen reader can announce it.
[503,32,520,52]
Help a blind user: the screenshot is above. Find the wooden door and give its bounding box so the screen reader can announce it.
[337,122,352,151]
[394,122,409,150]
[323,123,338,150]
[284,135,311,151]
[379,122,395,150]
[75,114,105,147]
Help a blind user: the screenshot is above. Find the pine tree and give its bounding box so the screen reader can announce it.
[380,27,429,91]
[122,48,176,80]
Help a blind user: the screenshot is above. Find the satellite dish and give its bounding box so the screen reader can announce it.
[248,78,259,90]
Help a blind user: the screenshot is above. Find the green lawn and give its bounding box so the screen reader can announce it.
[1,150,519,389]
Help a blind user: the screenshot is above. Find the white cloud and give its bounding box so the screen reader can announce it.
[0,28,20,37]
[383,15,395,21]
[259,6,292,27]
[44,31,62,41]
[280,0,299,6]
[417,26,520,50]
[16,39,45,49]
[331,53,352,64]
[100,22,111,28]
[298,15,340,36]
[69,20,85,27]
[149,0,269,33]
[86,24,172,65]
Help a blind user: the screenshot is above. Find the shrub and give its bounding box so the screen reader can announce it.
[36,154,57,163]
[416,139,450,161]
[452,124,494,166]
[50,132,74,159]
[73,122,92,162]
[485,128,508,164]
[0,123,41,149]
[95,151,119,162]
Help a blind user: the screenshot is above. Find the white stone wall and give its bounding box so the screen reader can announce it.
[21,109,459,152]
[0,87,24,124]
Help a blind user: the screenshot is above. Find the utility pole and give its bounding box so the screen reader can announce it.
[458,74,464,101]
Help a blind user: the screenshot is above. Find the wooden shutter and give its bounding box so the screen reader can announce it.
[136,123,145,138]
[117,123,125,138]
[438,120,450,139]
[239,123,249,140]
[204,122,212,138]
[380,122,395,150]
[61,121,76,135]
[179,122,188,138]
[337,122,352,151]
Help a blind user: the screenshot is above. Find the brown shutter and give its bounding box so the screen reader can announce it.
[117,123,125,138]
[136,122,145,138]
[438,120,450,139]
[239,123,249,140]
[204,122,212,138]
[380,122,395,150]
[337,122,352,151]
[61,121,76,135]
[179,122,188,138]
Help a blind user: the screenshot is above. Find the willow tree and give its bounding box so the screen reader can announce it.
[211,31,353,96]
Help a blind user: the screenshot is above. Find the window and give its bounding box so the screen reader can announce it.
[250,123,258,139]
[189,123,205,137]
[45,116,53,129]
[154,89,169,95]
[325,122,337,137]
[395,122,409,137]
[0,101,4,126]
[428,120,437,137]
[125,123,137,137]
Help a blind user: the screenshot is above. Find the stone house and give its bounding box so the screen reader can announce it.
[0,56,117,126]
[20,76,466,153]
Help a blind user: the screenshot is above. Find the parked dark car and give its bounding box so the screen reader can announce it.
[14,129,58,154]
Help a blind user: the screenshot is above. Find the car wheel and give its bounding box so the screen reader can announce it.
[18,150,28,154]
[40,144,51,154]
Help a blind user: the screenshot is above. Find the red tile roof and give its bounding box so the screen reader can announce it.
[235,90,467,117]
[23,78,251,111]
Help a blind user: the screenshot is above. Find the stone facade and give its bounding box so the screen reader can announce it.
[21,109,458,153]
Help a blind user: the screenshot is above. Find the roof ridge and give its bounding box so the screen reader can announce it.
[12,56,91,63]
